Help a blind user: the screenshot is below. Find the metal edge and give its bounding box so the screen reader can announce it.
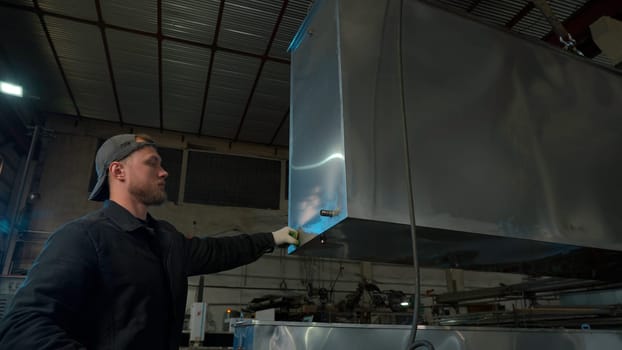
[287,0,324,52]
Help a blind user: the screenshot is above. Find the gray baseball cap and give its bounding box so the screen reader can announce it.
[89,134,156,201]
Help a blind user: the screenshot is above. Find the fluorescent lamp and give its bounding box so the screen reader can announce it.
[400,301,409,306]
[0,81,23,97]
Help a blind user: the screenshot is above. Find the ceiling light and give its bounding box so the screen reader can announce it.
[0,81,23,97]
[400,301,409,306]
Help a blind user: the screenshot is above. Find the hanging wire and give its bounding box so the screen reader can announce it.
[396,0,435,349]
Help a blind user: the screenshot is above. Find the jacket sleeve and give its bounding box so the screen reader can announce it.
[185,232,276,276]
[0,222,97,349]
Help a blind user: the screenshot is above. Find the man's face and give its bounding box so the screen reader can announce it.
[123,145,169,206]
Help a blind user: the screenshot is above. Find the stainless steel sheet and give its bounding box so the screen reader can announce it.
[287,0,622,275]
[233,320,622,350]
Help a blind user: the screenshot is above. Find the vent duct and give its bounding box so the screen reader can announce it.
[591,16,622,68]
[287,0,622,280]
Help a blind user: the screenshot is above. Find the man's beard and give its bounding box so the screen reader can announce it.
[130,183,167,206]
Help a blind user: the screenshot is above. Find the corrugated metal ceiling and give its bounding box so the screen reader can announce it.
[0,0,619,147]
[162,0,219,45]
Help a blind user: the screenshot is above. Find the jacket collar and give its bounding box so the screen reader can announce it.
[102,200,157,233]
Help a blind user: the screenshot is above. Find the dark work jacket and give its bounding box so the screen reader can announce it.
[0,200,275,349]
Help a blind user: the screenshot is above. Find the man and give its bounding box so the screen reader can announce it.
[0,134,298,349]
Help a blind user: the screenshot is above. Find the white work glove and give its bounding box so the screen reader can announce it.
[272,226,299,246]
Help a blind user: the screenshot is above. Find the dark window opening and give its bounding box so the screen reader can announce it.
[158,147,182,203]
[184,151,281,209]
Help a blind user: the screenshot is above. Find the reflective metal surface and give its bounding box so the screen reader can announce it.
[288,0,348,247]
[233,320,622,350]
[288,0,622,275]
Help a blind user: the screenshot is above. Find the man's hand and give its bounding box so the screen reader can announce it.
[272,226,299,246]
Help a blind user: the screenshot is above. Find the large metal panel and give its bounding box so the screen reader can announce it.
[0,8,74,115]
[233,321,622,350]
[44,15,117,121]
[101,0,157,33]
[107,29,159,128]
[38,0,97,21]
[218,0,280,54]
[238,61,289,144]
[287,0,622,278]
[288,0,348,240]
[162,0,219,45]
[402,0,622,249]
[162,40,210,133]
[469,0,525,27]
[202,52,260,138]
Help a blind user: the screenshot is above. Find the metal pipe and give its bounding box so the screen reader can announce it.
[531,0,584,56]
[2,125,40,275]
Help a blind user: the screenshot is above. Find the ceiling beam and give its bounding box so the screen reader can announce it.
[94,0,124,125]
[197,0,226,136]
[32,0,81,119]
[43,110,289,151]
[157,0,163,132]
[234,0,289,142]
[0,1,290,65]
[270,107,289,145]
[467,0,484,13]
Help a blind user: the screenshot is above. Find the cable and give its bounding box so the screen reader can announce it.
[396,1,434,349]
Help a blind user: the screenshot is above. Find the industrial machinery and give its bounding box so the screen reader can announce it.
[234,0,622,348]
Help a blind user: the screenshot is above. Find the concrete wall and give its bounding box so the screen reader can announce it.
[28,115,290,232]
[10,115,540,331]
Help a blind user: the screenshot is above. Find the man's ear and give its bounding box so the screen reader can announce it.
[109,161,126,181]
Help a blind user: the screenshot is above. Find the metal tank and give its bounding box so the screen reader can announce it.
[287,0,622,279]
[248,2,622,349]
[233,320,622,350]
